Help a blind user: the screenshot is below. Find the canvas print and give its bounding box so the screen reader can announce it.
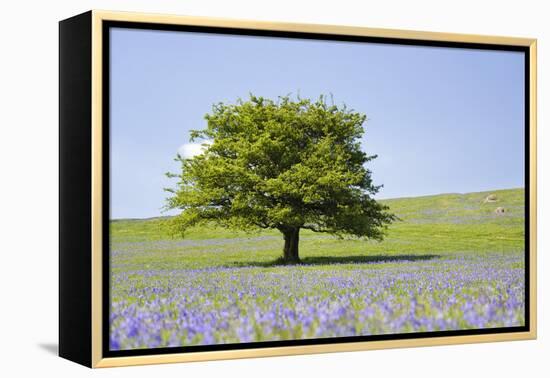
[108,27,526,352]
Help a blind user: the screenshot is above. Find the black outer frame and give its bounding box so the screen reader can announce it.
[59,11,531,368]
[59,11,93,367]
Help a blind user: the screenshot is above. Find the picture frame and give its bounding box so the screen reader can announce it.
[59,10,537,368]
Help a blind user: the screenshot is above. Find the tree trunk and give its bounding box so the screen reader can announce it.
[282,227,300,264]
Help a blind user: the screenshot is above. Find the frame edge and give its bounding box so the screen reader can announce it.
[59,10,94,368]
[528,39,537,340]
[92,9,536,46]
[91,9,104,369]
[88,9,538,367]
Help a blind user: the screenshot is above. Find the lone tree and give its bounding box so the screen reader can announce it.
[165,95,395,264]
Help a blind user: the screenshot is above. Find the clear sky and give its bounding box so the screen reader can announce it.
[110,27,525,219]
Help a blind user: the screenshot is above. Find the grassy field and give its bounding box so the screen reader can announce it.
[109,188,525,350]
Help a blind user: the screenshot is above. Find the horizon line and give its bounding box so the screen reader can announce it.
[110,186,525,222]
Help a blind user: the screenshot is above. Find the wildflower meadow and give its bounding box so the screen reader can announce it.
[109,188,525,350]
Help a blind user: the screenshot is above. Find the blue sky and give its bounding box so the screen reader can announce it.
[110,28,525,219]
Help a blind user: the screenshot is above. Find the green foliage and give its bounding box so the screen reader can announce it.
[165,94,395,251]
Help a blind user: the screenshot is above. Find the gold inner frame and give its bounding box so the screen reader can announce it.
[90,9,537,368]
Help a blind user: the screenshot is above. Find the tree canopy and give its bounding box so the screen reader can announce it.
[165,94,395,263]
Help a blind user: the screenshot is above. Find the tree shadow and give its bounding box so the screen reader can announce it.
[228,254,441,268]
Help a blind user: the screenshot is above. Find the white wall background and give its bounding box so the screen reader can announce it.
[0,0,547,376]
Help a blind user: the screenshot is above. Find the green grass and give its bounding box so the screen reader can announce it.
[110,188,524,271]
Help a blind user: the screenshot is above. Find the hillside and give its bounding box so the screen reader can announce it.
[384,188,524,225]
[111,188,524,244]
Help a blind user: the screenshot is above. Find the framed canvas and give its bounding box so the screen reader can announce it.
[59,10,537,368]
